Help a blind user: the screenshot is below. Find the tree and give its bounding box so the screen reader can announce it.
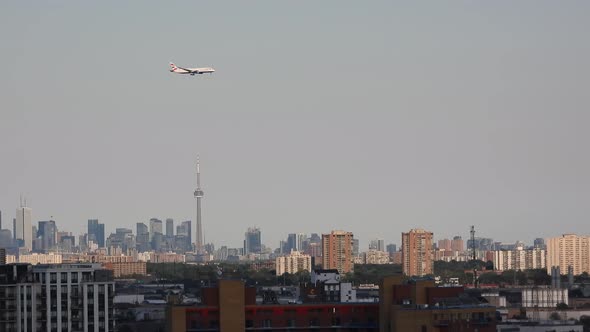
[549,312,562,320]
[556,302,569,310]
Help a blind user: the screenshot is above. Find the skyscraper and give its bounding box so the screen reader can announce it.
[402,228,434,277]
[87,219,105,247]
[451,236,464,252]
[181,220,192,246]
[244,227,262,254]
[38,220,57,252]
[15,204,32,251]
[322,230,354,274]
[369,239,385,251]
[286,233,297,252]
[136,222,150,252]
[149,218,163,241]
[194,158,205,253]
[297,233,308,253]
[166,218,174,237]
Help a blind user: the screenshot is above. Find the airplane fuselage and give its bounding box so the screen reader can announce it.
[170,63,215,75]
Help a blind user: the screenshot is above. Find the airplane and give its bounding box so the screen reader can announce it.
[169,62,215,75]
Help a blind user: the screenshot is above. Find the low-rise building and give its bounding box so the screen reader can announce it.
[18,252,63,264]
[103,261,147,278]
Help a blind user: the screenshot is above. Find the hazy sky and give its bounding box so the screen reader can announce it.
[1,2,589,250]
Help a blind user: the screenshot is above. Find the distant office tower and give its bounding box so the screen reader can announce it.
[386,244,397,255]
[15,205,33,251]
[352,239,360,256]
[369,239,385,252]
[438,239,452,251]
[37,220,57,252]
[149,218,163,241]
[244,227,262,254]
[136,222,149,252]
[451,236,464,252]
[534,238,546,249]
[322,230,354,274]
[0,230,13,248]
[0,248,5,265]
[297,233,307,252]
[166,218,174,237]
[87,219,105,247]
[547,234,590,276]
[276,251,312,276]
[179,220,192,246]
[287,233,297,252]
[194,158,205,253]
[402,228,434,277]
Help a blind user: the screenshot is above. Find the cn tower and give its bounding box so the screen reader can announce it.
[194,157,204,253]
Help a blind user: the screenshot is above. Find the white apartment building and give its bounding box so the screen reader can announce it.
[492,247,546,271]
[363,250,390,264]
[275,250,312,276]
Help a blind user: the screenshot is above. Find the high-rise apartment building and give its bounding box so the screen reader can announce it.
[166,218,174,237]
[276,251,312,276]
[0,263,115,332]
[451,236,464,252]
[87,219,105,248]
[244,227,262,254]
[492,247,546,271]
[15,205,32,251]
[402,228,434,277]
[322,230,354,274]
[438,239,452,251]
[547,234,590,275]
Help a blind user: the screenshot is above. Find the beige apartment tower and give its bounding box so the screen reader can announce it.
[547,234,590,276]
[322,230,354,274]
[402,228,434,277]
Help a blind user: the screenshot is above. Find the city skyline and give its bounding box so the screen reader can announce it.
[1,2,589,248]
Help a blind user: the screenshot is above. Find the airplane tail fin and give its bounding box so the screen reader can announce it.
[169,62,177,71]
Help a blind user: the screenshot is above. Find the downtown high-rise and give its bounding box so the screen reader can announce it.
[87,219,105,248]
[15,205,32,251]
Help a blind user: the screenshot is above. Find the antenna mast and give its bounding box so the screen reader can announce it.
[470,225,478,288]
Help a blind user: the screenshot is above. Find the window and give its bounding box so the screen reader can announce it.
[262,319,272,328]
